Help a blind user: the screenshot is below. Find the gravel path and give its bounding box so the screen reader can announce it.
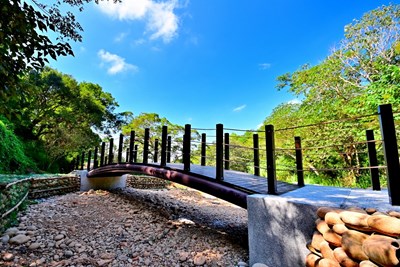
[0,187,249,266]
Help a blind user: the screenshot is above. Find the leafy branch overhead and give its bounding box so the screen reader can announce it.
[0,0,119,107]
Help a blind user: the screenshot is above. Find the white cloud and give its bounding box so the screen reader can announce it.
[98,0,180,43]
[133,38,146,46]
[114,32,129,42]
[287,99,302,105]
[98,49,138,75]
[259,63,271,70]
[233,104,246,112]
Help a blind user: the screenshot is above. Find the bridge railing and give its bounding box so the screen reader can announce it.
[76,104,400,205]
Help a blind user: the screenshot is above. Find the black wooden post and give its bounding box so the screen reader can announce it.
[108,138,114,164]
[125,149,129,163]
[216,124,224,181]
[201,133,206,166]
[366,130,380,191]
[295,136,304,187]
[129,131,135,164]
[93,147,98,169]
[154,139,159,163]
[75,155,80,170]
[167,136,171,163]
[87,150,92,171]
[378,104,400,205]
[118,133,123,163]
[134,145,138,163]
[143,128,150,164]
[224,133,230,170]
[183,124,191,172]
[265,125,277,194]
[80,151,85,170]
[161,126,168,166]
[100,142,105,166]
[253,134,260,176]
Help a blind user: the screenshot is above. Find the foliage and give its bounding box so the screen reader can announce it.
[121,113,199,163]
[2,67,127,172]
[0,0,118,116]
[0,117,36,173]
[270,4,400,187]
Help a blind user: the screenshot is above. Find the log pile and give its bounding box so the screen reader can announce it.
[306,206,400,267]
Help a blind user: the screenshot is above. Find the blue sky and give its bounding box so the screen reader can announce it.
[49,0,398,131]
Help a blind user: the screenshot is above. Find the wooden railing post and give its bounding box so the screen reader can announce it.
[154,139,159,163]
[125,149,129,163]
[216,124,224,181]
[253,134,260,176]
[167,136,171,163]
[118,133,123,163]
[201,133,206,166]
[75,155,80,170]
[161,126,168,166]
[143,128,150,164]
[366,130,380,190]
[295,136,304,187]
[87,150,92,171]
[80,151,85,170]
[134,145,138,163]
[265,125,277,194]
[100,142,105,166]
[129,130,135,164]
[93,146,98,169]
[183,124,191,172]
[108,138,114,164]
[378,104,400,205]
[224,133,230,170]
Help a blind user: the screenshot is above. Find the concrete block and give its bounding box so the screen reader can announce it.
[247,194,318,267]
[79,171,127,191]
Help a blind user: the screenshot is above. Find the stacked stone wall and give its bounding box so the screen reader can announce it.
[126,174,170,189]
[306,206,400,267]
[29,176,79,199]
[0,175,79,232]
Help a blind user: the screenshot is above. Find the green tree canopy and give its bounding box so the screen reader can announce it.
[8,67,128,170]
[268,4,400,187]
[0,0,117,116]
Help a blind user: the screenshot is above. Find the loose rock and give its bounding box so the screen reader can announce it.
[0,188,249,266]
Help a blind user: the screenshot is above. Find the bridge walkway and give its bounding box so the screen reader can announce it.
[165,163,299,195]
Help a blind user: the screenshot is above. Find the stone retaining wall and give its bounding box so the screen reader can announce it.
[126,174,170,189]
[29,176,79,199]
[306,206,400,267]
[0,175,79,232]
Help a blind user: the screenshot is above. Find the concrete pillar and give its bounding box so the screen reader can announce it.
[79,170,127,191]
[247,194,318,267]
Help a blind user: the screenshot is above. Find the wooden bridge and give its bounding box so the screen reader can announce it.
[80,104,400,207]
[87,162,300,208]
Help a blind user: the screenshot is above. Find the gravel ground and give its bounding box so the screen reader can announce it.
[0,187,249,266]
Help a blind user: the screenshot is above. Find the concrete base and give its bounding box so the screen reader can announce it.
[79,171,127,191]
[247,185,400,267]
[248,194,317,267]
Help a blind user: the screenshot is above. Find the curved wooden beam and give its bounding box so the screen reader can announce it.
[88,163,248,209]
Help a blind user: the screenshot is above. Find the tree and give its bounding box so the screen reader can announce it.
[122,113,199,163]
[272,4,400,186]
[0,0,117,116]
[9,67,127,171]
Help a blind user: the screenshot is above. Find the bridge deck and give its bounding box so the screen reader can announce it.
[165,163,299,195]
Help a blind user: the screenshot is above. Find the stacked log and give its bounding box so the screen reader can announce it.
[306,206,400,267]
